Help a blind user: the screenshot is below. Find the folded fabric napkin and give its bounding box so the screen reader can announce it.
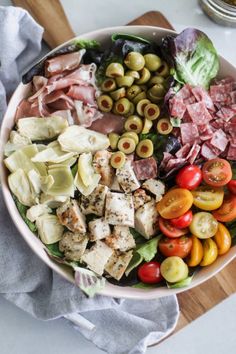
[0,6,179,354]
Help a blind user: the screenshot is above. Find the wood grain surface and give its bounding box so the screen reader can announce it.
[11,2,236,332]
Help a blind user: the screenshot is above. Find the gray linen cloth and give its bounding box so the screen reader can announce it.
[0,6,179,354]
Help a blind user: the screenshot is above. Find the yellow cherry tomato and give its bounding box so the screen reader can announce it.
[186,235,203,267]
[191,186,224,211]
[189,212,218,239]
[156,188,193,219]
[213,223,232,255]
[200,238,218,266]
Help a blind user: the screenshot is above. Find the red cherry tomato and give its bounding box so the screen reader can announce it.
[138,261,163,284]
[159,236,193,258]
[202,158,232,187]
[159,217,188,238]
[170,210,193,229]
[176,165,202,190]
[227,180,236,195]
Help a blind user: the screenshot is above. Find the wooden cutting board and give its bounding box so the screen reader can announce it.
[12,0,236,333]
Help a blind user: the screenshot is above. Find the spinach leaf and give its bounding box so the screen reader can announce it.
[46,242,64,258]
[129,228,145,244]
[132,282,161,289]
[13,197,37,233]
[162,28,219,89]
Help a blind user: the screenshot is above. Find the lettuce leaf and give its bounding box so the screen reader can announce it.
[74,267,106,297]
[167,275,193,289]
[136,235,161,262]
[162,28,219,89]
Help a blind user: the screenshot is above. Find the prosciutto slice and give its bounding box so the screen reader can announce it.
[45,50,85,77]
[74,100,103,127]
[67,85,96,106]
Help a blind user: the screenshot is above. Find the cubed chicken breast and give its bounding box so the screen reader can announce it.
[81,240,113,276]
[88,218,111,241]
[80,184,108,216]
[57,199,86,233]
[93,150,115,187]
[110,175,122,192]
[135,199,159,239]
[105,250,133,281]
[116,160,140,193]
[133,189,152,210]
[142,179,165,202]
[105,226,135,252]
[105,192,134,227]
[59,231,88,261]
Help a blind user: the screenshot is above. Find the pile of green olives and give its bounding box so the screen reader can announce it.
[97,51,171,159]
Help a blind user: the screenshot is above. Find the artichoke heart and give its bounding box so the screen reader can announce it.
[26,204,52,222]
[31,142,75,163]
[58,125,110,154]
[74,169,100,196]
[40,194,69,208]
[47,165,74,197]
[10,131,32,145]
[78,152,97,187]
[17,116,68,141]
[8,169,37,206]
[36,214,64,244]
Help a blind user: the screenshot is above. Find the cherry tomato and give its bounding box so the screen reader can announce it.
[170,210,193,229]
[176,165,202,190]
[227,180,236,195]
[159,217,188,238]
[160,257,188,283]
[212,194,236,222]
[213,223,232,255]
[186,235,203,267]
[202,158,232,187]
[191,185,224,211]
[156,188,193,219]
[159,236,193,258]
[189,212,218,239]
[138,261,163,284]
[200,238,218,266]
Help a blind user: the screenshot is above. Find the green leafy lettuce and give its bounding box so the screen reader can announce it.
[13,197,37,233]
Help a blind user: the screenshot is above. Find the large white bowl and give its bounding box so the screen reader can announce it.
[1,26,236,299]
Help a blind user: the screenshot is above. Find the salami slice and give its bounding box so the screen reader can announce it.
[180,123,199,145]
[186,142,201,164]
[187,101,212,125]
[191,86,215,111]
[227,144,236,160]
[165,158,186,172]
[169,97,186,119]
[210,129,229,152]
[133,157,158,180]
[176,84,192,100]
[216,107,236,121]
[201,143,219,160]
[175,144,191,158]
[159,152,173,170]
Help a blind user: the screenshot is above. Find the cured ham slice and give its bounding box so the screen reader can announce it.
[67,85,96,106]
[133,157,158,180]
[74,100,102,127]
[45,50,85,77]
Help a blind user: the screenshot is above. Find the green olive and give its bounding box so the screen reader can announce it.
[126,85,142,101]
[144,54,162,71]
[118,137,136,154]
[148,75,165,87]
[124,52,145,71]
[106,62,124,78]
[126,70,140,80]
[114,98,131,115]
[110,151,126,169]
[125,101,135,117]
[136,99,151,116]
[139,84,148,92]
[97,95,113,112]
[124,115,143,134]
[149,84,166,97]
[144,103,160,121]
[156,61,170,77]
[110,87,126,101]
[108,133,120,150]
[135,67,151,84]
[147,90,162,103]
[141,118,153,134]
[101,78,117,92]
[136,139,154,158]
[122,131,139,145]
[156,118,173,135]
[132,91,147,105]
[116,75,134,87]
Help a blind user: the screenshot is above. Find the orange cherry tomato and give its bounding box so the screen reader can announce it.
[212,194,236,222]
[186,235,203,267]
[213,223,232,255]
[156,188,193,219]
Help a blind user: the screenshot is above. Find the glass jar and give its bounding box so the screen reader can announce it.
[199,0,236,26]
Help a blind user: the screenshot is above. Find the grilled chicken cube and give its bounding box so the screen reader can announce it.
[57,199,86,233]
[105,250,133,281]
[88,218,111,241]
[80,184,108,216]
[105,192,134,227]
[116,160,140,193]
[93,150,115,187]
[135,199,159,239]
[110,175,122,192]
[81,240,113,276]
[142,179,165,202]
[105,226,135,252]
[133,188,152,210]
[59,231,88,261]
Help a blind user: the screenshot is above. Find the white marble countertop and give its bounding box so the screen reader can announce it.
[1,0,236,353]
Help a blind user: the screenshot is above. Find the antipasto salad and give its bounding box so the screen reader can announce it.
[3,28,236,296]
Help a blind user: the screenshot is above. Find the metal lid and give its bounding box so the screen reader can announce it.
[199,0,236,26]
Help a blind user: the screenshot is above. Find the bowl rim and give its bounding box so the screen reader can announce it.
[1,25,236,299]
